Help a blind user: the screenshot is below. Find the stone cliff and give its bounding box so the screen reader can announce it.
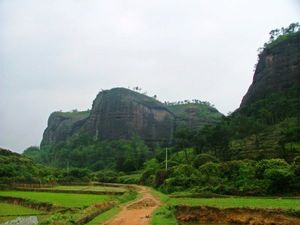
[82,88,175,145]
[41,111,89,146]
[240,31,300,108]
[41,88,222,147]
[42,88,175,146]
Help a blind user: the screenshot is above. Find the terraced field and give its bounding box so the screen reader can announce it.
[0,203,43,224]
[15,185,127,195]
[48,185,127,193]
[169,197,300,210]
[0,191,111,208]
[0,185,135,225]
[0,202,42,216]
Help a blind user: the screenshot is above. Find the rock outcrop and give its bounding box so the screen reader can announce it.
[82,88,175,145]
[240,31,300,108]
[42,88,175,146]
[41,88,222,147]
[41,111,89,146]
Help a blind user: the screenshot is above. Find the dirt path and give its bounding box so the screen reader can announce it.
[103,186,161,225]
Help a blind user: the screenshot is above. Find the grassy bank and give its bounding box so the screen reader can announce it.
[0,191,111,208]
[168,197,300,210]
[150,189,178,225]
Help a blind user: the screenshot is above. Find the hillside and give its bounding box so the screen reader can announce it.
[166,102,222,130]
[0,147,51,184]
[137,25,300,196]
[240,31,300,108]
[230,29,300,160]
[41,88,222,147]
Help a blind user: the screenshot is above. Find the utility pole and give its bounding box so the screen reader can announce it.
[165,147,168,171]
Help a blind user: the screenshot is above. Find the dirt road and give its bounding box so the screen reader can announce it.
[103,186,161,225]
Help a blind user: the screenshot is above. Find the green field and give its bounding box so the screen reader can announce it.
[0,203,42,216]
[85,207,121,225]
[150,188,300,225]
[41,185,127,193]
[0,191,112,208]
[0,203,44,224]
[169,197,300,210]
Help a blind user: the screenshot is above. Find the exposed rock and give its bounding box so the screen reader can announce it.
[82,88,175,146]
[240,31,300,108]
[41,88,175,146]
[41,111,89,146]
[41,88,223,146]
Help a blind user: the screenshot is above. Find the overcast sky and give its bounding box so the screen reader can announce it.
[0,0,299,153]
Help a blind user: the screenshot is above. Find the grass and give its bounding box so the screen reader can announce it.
[85,190,138,224]
[151,206,178,225]
[85,207,121,225]
[44,185,127,193]
[0,191,112,208]
[0,203,42,216]
[168,197,300,210]
[150,188,178,225]
[0,203,44,224]
[0,186,137,225]
[150,188,300,224]
[118,173,141,184]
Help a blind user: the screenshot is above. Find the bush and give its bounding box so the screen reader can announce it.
[193,153,219,168]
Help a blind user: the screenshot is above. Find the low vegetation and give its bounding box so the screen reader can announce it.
[0,202,42,216]
[168,197,300,210]
[0,185,138,225]
[0,191,111,208]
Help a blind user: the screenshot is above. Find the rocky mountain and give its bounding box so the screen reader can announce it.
[41,88,222,147]
[81,88,175,145]
[240,31,300,108]
[230,30,300,160]
[41,110,89,146]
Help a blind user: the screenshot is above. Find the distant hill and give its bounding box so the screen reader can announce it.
[41,88,221,147]
[166,102,222,130]
[0,147,51,184]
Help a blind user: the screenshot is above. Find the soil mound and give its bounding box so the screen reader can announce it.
[127,198,157,210]
[176,205,300,225]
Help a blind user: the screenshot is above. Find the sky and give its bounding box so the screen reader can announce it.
[0,0,299,153]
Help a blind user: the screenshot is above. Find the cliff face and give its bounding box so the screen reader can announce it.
[42,88,175,146]
[240,31,300,108]
[83,88,175,145]
[230,31,300,160]
[41,88,223,147]
[41,111,89,146]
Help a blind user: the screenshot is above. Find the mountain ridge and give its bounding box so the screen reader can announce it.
[41,87,222,147]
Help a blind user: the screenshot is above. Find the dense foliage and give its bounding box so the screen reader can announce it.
[140,151,300,195]
[25,135,152,172]
[0,148,55,184]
